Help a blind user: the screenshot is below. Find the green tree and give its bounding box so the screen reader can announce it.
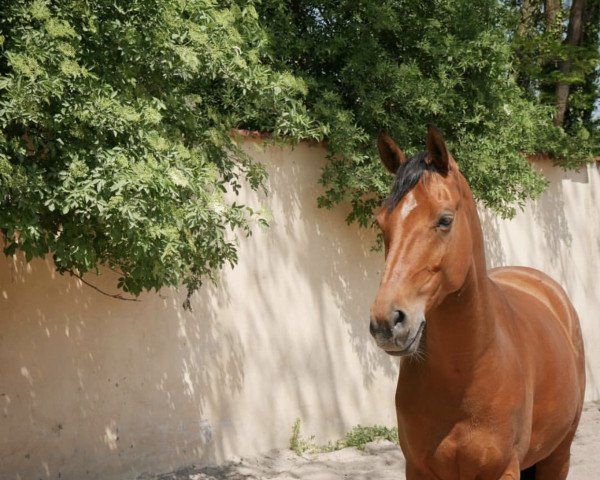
[258,0,598,229]
[0,0,321,301]
[563,0,600,131]
[1,0,598,300]
[511,0,600,132]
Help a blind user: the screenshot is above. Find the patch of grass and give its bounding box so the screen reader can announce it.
[336,424,399,450]
[289,418,399,455]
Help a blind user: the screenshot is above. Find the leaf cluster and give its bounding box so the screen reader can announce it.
[258,0,598,228]
[0,0,322,298]
[1,1,598,297]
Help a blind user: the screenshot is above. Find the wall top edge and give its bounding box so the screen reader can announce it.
[228,129,323,147]
[229,129,272,140]
[229,130,599,163]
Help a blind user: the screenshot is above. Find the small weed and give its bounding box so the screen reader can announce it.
[289,419,399,455]
[289,417,318,454]
[289,417,302,453]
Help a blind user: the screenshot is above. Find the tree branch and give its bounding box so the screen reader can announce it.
[68,270,140,302]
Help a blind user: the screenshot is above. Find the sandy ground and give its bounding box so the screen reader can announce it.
[145,402,600,480]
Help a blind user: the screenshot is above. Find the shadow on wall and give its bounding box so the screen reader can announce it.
[480,160,577,274]
[479,208,507,269]
[0,141,398,480]
[0,255,244,479]
[214,141,398,446]
[262,143,397,385]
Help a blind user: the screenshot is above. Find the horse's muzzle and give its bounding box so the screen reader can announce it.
[370,318,425,356]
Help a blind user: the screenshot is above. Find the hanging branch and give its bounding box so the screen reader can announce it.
[67,270,140,302]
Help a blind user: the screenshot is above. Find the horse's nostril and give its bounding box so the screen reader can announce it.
[392,310,406,326]
[369,318,392,338]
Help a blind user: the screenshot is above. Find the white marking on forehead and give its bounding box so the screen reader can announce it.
[400,192,418,219]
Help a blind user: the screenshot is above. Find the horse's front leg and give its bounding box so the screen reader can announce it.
[404,461,439,480]
[498,456,521,479]
[405,453,522,480]
[532,429,576,480]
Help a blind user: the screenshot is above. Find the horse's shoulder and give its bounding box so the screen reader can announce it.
[487,266,568,301]
[488,265,554,282]
[487,266,581,345]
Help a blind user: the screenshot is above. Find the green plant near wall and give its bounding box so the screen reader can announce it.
[289,417,399,455]
[0,0,323,301]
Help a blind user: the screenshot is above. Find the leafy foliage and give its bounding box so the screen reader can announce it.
[510,0,600,132]
[1,1,598,298]
[258,0,598,227]
[0,0,321,298]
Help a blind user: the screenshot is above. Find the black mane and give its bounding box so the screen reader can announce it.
[386,151,438,210]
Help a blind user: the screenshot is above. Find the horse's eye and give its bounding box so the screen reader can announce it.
[437,214,454,229]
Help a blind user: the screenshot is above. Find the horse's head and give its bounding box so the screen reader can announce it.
[369,125,475,356]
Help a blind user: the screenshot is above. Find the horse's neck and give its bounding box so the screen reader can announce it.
[418,195,499,378]
[426,265,496,362]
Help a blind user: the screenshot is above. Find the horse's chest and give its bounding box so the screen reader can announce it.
[395,354,530,477]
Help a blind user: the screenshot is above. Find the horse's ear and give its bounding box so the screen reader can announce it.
[378,132,407,175]
[426,124,450,174]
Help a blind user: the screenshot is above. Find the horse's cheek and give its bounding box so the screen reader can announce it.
[443,232,472,292]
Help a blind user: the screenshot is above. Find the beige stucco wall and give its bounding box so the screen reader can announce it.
[1,141,598,480]
[0,141,397,480]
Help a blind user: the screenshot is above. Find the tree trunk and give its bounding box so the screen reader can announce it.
[581,0,600,124]
[516,0,541,90]
[554,0,587,126]
[545,0,561,28]
[518,0,539,37]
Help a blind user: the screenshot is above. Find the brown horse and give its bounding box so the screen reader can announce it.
[369,126,585,479]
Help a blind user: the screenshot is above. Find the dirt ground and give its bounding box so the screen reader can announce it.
[145,402,600,480]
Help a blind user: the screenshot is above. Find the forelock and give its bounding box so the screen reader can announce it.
[386,151,438,210]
